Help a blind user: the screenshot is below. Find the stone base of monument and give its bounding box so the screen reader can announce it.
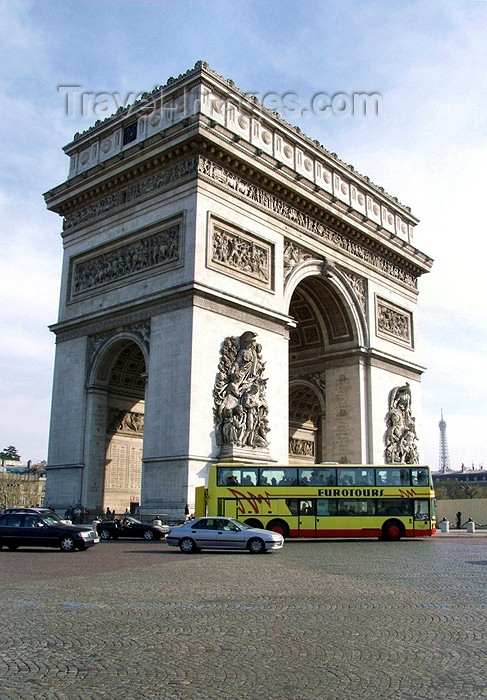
[218,445,276,463]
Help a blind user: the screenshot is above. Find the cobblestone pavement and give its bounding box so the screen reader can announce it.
[1,536,487,700]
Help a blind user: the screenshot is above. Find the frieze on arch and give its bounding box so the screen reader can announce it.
[340,270,367,315]
[283,240,313,279]
[376,297,413,347]
[63,152,419,290]
[63,156,199,231]
[197,156,418,289]
[289,437,315,458]
[107,408,144,435]
[209,217,273,290]
[71,221,182,298]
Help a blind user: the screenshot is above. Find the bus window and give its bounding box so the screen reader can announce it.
[316,499,337,516]
[338,468,374,486]
[218,469,241,486]
[414,500,429,520]
[366,501,376,516]
[399,468,411,486]
[337,499,370,516]
[309,468,335,486]
[299,500,315,515]
[412,469,428,486]
[261,468,297,486]
[377,499,412,517]
[241,470,258,486]
[285,499,300,516]
[376,469,403,486]
[298,468,314,485]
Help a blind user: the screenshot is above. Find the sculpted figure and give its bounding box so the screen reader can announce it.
[214,331,270,449]
[384,382,419,464]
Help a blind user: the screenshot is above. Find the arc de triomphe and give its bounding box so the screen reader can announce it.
[44,62,432,518]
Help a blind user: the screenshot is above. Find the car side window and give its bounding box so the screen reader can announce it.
[193,519,214,529]
[7,514,23,527]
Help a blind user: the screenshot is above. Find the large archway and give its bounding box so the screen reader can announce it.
[89,338,147,514]
[288,269,362,464]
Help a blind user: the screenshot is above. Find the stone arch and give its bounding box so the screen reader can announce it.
[288,380,324,464]
[85,332,148,514]
[286,259,369,463]
[88,329,150,387]
[284,257,368,349]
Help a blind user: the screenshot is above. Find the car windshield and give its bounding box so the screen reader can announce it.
[41,514,64,526]
[230,519,251,530]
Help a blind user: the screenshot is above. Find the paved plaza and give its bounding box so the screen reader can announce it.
[1,534,487,700]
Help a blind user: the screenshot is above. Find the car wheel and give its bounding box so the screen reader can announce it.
[99,529,111,540]
[179,537,197,553]
[143,530,155,541]
[247,537,265,554]
[7,545,19,551]
[60,536,76,552]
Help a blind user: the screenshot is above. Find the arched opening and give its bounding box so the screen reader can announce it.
[288,273,357,463]
[102,341,146,514]
[289,384,322,464]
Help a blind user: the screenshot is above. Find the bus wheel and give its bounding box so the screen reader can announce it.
[381,520,403,541]
[244,519,263,529]
[267,520,289,538]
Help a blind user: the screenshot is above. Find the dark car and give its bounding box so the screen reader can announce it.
[96,516,169,541]
[0,511,98,552]
[2,507,70,523]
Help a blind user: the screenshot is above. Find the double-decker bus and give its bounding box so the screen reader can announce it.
[195,463,436,540]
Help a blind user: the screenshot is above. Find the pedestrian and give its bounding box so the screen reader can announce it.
[456,511,462,529]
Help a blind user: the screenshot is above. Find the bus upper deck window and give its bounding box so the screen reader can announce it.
[412,469,428,486]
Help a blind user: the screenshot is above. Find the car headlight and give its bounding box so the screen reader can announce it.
[78,531,92,538]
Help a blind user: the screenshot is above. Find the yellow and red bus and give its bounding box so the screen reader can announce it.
[195,463,436,540]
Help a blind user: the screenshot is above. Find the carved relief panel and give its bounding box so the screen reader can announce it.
[69,217,184,300]
[376,296,413,348]
[207,216,274,291]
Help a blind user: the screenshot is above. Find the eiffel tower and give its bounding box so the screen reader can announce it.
[438,409,451,473]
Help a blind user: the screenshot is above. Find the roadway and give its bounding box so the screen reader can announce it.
[1,534,487,699]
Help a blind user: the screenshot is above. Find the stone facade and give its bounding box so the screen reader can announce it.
[44,62,432,518]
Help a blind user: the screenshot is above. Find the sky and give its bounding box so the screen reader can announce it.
[1,0,485,471]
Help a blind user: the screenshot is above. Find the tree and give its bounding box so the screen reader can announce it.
[0,446,21,466]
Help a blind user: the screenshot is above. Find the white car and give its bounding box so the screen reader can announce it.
[166,517,284,554]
